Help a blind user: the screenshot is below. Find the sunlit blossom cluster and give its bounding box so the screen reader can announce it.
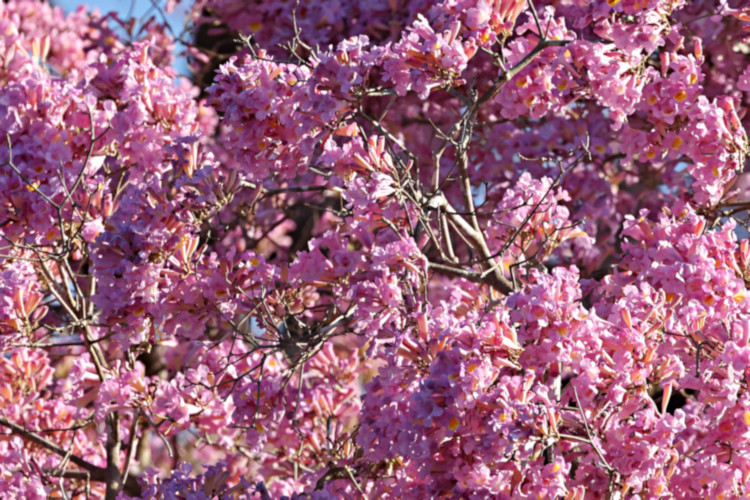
[1,0,750,498]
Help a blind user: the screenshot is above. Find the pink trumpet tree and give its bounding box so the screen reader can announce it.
[1,0,750,498]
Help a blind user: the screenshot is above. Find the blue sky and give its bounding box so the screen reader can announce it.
[53,0,191,76]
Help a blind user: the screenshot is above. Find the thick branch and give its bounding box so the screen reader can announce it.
[0,417,142,496]
[0,417,104,479]
[427,261,512,295]
[429,192,514,295]
[105,414,123,500]
[426,35,570,295]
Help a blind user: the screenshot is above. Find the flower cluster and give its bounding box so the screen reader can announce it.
[2,0,750,498]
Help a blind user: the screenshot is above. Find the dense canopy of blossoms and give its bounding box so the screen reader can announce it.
[1,0,750,498]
